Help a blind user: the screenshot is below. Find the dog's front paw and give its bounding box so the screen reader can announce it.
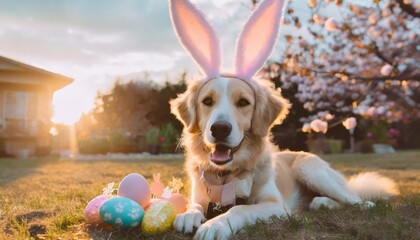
[360,200,375,209]
[194,217,233,240]
[174,208,205,233]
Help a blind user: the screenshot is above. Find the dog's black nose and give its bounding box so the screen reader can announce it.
[211,120,232,141]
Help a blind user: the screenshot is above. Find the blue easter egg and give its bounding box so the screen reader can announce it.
[99,196,144,229]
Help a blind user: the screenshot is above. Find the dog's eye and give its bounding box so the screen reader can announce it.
[237,98,250,107]
[202,97,213,106]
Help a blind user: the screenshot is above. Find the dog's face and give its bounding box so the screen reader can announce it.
[197,77,254,166]
[171,77,290,170]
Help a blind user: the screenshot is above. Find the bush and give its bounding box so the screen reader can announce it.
[145,128,162,145]
[78,129,137,154]
[145,124,180,153]
[328,140,342,154]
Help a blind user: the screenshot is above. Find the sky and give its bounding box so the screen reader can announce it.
[0,0,309,124]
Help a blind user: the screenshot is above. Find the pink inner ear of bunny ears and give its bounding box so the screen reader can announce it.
[169,0,288,91]
[169,0,222,78]
[235,0,288,80]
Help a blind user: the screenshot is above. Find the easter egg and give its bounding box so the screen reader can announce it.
[167,193,187,214]
[118,173,151,208]
[84,195,112,224]
[144,198,167,211]
[141,200,177,235]
[99,196,144,229]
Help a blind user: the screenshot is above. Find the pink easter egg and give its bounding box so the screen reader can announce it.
[150,182,165,198]
[84,195,112,224]
[168,193,187,214]
[118,173,151,208]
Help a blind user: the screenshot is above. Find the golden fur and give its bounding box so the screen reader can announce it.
[171,77,289,173]
[170,77,399,240]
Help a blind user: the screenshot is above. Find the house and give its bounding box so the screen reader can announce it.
[0,55,73,157]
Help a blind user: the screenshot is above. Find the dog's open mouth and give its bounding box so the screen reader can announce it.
[210,144,240,165]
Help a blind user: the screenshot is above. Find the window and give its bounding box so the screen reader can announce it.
[3,91,37,134]
[5,91,27,119]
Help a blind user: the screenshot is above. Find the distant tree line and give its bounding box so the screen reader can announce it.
[76,73,186,154]
[76,68,420,154]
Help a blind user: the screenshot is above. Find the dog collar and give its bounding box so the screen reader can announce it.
[198,166,252,219]
[199,167,239,206]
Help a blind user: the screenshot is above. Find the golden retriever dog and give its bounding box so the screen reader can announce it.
[168,0,399,239]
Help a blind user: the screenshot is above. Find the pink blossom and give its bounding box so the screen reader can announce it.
[125,131,132,138]
[261,0,419,123]
[342,117,357,130]
[313,14,323,24]
[325,18,340,31]
[382,9,391,18]
[310,119,328,133]
[302,123,311,133]
[308,0,317,8]
[380,64,393,76]
[376,106,386,115]
[388,128,400,137]
[325,113,334,120]
[365,107,376,117]
[350,5,360,15]
[409,32,417,40]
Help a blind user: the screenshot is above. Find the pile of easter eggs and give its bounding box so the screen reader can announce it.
[84,173,187,235]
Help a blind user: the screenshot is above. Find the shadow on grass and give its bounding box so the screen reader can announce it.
[83,223,190,240]
[0,156,186,185]
[0,157,59,185]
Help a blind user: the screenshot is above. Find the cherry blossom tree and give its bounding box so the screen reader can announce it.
[261,0,420,132]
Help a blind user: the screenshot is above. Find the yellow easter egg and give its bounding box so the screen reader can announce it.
[141,200,177,235]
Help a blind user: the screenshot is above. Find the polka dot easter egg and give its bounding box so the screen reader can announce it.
[141,200,177,235]
[84,195,113,224]
[99,196,144,229]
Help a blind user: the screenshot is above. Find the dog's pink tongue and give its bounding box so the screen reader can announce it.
[211,145,231,162]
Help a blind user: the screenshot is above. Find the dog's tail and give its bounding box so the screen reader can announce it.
[347,172,400,201]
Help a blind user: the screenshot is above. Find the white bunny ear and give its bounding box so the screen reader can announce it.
[234,0,288,80]
[169,0,222,78]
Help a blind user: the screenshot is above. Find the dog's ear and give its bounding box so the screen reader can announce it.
[252,83,290,137]
[169,0,222,78]
[170,84,199,133]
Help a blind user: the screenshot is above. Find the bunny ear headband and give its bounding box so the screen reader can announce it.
[169,0,288,90]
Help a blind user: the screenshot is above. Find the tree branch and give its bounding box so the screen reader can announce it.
[371,43,394,66]
[303,67,420,82]
[395,0,420,18]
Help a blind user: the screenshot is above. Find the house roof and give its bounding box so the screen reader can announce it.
[0,55,73,91]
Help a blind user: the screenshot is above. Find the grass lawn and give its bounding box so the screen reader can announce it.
[0,151,419,239]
